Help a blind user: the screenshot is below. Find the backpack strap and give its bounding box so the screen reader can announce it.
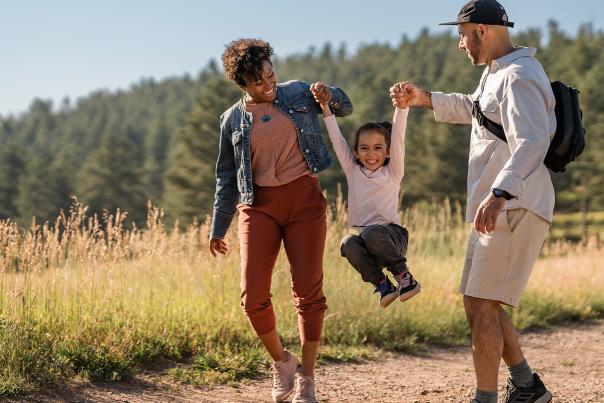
[472,69,508,143]
[471,100,507,142]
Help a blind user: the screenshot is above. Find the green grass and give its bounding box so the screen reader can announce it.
[0,201,603,396]
[550,210,604,242]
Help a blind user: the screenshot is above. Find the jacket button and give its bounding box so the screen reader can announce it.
[305,149,310,153]
[289,109,293,114]
[300,129,304,133]
[313,167,318,172]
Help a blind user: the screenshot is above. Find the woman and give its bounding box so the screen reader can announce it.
[209,38,352,403]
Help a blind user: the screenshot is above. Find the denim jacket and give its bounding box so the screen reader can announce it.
[211,79,353,239]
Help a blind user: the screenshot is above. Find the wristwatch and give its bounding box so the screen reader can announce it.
[492,188,515,200]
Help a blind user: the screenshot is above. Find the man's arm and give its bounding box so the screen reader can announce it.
[431,92,474,125]
[474,77,552,234]
[490,77,551,198]
[390,82,473,124]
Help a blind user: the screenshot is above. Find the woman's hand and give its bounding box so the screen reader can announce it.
[310,82,333,116]
[209,238,228,257]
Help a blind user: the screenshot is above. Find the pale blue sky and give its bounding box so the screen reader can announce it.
[1,0,601,116]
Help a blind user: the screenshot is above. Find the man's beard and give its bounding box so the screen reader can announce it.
[468,31,482,65]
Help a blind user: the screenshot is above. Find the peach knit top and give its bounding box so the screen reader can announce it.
[245,102,311,186]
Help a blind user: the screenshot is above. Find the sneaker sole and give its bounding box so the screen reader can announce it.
[380,292,399,308]
[399,283,421,302]
[534,391,553,403]
[273,386,295,402]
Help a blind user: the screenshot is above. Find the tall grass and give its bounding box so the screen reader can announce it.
[0,197,603,395]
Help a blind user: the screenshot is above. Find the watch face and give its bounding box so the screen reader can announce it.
[493,189,504,198]
[493,189,511,200]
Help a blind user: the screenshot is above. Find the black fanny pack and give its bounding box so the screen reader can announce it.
[472,81,586,173]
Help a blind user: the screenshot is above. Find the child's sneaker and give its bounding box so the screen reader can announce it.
[374,276,398,308]
[395,270,421,302]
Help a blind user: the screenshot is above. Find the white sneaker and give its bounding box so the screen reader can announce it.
[271,350,298,402]
[292,373,317,403]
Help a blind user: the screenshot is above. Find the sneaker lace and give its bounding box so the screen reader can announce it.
[399,272,412,288]
[272,362,285,388]
[296,375,311,397]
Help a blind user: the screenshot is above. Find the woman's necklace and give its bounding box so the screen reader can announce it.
[246,96,272,123]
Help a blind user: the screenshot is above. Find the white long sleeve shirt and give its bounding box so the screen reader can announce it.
[431,47,556,223]
[324,108,408,229]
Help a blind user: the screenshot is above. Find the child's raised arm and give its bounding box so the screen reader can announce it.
[310,82,356,174]
[387,83,409,180]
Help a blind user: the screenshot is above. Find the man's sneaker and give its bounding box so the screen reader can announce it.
[503,373,553,403]
[374,276,398,308]
[397,270,421,302]
[292,373,317,403]
[271,350,298,402]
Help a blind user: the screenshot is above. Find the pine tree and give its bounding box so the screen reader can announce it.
[0,144,26,219]
[16,153,69,226]
[162,74,241,226]
[76,133,148,225]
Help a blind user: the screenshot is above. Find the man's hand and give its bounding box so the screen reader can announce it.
[473,192,506,234]
[389,82,433,109]
[209,238,228,257]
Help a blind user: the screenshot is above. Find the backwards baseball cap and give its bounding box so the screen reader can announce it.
[440,0,514,28]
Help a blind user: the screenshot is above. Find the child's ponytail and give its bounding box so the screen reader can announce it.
[378,122,393,137]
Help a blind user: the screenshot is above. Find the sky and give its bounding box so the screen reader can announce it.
[1,0,601,117]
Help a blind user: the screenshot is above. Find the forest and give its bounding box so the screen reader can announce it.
[1,21,602,228]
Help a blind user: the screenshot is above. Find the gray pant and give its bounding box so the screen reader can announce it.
[340,224,409,286]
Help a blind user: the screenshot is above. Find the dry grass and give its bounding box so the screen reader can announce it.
[0,197,603,395]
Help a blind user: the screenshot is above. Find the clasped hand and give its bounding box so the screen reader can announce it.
[310,82,332,105]
[390,82,413,108]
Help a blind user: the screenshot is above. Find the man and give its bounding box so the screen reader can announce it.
[390,1,554,402]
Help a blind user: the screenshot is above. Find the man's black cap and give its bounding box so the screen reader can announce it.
[440,0,515,28]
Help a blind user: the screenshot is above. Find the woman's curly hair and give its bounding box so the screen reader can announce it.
[222,39,274,86]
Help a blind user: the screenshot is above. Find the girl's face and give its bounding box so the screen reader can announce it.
[240,59,277,103]
[354,130,389,171]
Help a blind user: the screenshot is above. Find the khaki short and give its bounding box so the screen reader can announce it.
[460,208,550,307]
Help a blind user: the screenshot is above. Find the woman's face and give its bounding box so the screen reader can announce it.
[240,60,277,103]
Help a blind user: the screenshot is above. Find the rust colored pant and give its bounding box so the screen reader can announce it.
[237,175,327,342]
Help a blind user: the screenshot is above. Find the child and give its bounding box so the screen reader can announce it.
[310,82,420,308]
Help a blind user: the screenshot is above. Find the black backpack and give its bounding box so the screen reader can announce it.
[472,81,586,173]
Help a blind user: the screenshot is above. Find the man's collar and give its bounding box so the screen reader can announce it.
[490,47,537,71]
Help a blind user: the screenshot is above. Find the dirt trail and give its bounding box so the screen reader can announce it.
[15,320,604,403]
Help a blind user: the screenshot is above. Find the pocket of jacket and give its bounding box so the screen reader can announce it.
[232,131,243,161]
[292,103,311,113]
